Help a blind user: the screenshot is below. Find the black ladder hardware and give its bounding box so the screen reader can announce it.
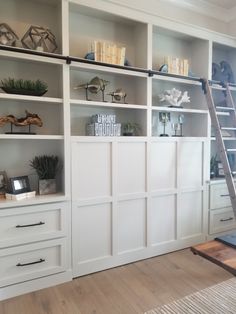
[201,79,236,219]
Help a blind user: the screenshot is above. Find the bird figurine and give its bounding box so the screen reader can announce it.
[107,88,127,103]
[74,76,110,102]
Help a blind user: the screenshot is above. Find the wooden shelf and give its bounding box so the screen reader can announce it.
[70,61,148,77]
[70,99,147,110]
[0,93,63,104]
[153,74,202,86]
[0,193,69,209]
[152,106,208,114]
[0,135,64,140]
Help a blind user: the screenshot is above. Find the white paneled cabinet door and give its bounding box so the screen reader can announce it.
[178,140,206,244]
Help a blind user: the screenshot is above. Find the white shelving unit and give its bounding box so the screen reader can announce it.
[1,0,236,300]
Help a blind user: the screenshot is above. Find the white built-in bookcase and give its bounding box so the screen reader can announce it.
[1,0,236,297]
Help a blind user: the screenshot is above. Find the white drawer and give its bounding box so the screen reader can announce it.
[0,239,66,288]
[210,183,231,209]
[209,207,236,235]
[0,202,67,248]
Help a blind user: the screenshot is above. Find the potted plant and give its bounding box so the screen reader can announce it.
[30,155,60,195]
[1,78,48,96]
[123,122,141,136]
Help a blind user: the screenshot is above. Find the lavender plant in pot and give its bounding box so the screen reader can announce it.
[30,155,60,195]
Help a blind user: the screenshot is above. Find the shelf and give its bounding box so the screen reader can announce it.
[0,93,63,104]
[152,106,208,114]
[0,193,69,209]
[71,136,148,142]
[153,73,201,86]
[70,99,147,110]
[70,61,148,78]
[0,135,64,140]
[211,137,236,141]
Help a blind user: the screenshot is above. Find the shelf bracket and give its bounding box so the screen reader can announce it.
[200,78,207,94]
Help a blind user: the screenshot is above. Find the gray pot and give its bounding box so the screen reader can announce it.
[39,179,56,195]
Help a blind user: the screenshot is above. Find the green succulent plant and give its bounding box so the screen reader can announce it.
[1,78,48,94]
[123,122,141,135]
[30,155,60,180]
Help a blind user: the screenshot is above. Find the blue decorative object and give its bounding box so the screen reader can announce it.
[159,64,168,73]
[84,52,95,61]
[212,61,235,83]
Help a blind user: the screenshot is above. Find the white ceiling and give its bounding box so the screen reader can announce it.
[204,0,236,10]
[162,0,236,22]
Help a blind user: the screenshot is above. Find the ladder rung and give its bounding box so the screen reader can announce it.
[215,106,235,111]
[227,149,236,152]
[221,127,236,131]
[216,111,230,116]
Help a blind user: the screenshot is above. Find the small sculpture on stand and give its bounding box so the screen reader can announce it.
[159,112,170,137]
[74,76,110,102]
[0,23,19,46]
[159,88,190,108]
[178,114,184,137]
[0,110,43,134]
[107,88,127,103]
[21,25,57,52]
[172,123,181,137]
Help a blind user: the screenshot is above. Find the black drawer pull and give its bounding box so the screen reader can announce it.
[220,194,230,197]
[15,221,45,228]
[16,258,45,267]
[220,217,234,222]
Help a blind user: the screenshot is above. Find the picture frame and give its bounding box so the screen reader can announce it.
[216,161,224,177]
[9,176,31,195]
[0,171,8,196]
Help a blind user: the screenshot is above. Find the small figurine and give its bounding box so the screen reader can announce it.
[74,76,110,102]
[159,88,190,108]
[107,88,127,103]
[159,112,171,137]
[178,114,184,137]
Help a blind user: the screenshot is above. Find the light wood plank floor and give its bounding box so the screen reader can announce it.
[0,249,233,314]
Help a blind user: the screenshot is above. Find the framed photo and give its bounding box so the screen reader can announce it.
[10,176,31,195]
[0,171,8,196]
[216,161,224,177]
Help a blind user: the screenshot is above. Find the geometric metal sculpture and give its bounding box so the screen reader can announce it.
[0,23,19,46]
[21,25,57,53]
[107,88,127,103]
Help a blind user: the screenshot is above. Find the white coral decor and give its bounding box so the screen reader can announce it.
[159,88,190,107]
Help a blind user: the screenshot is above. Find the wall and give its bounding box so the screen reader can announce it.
[103,0,229,35]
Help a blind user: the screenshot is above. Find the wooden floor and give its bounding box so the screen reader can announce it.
[0,249,233,314]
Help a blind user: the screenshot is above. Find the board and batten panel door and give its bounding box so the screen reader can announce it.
[117,198,146,254]
[71,141,112,199]
[72,203,112,266]
[117,142,146,195]
[179,191,203,239]
[150,194,176,246]
[150,141,177,191]
[178,141,203,189]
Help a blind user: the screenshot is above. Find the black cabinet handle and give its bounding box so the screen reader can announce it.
[15,221,45,228]
[220,217,234,222]
[16,258,45,267]
[220,194,230,197]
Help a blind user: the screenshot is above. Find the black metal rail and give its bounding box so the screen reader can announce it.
[1,45,236,91]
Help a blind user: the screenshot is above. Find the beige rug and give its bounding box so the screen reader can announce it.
[145,278,236,314]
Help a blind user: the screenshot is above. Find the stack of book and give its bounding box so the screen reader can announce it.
[86,114,121,136]
[93,41,126,66]
[164,56,189,76]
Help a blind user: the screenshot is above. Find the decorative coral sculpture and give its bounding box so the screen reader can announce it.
[159,88,190,108]
[21,25,57,53]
